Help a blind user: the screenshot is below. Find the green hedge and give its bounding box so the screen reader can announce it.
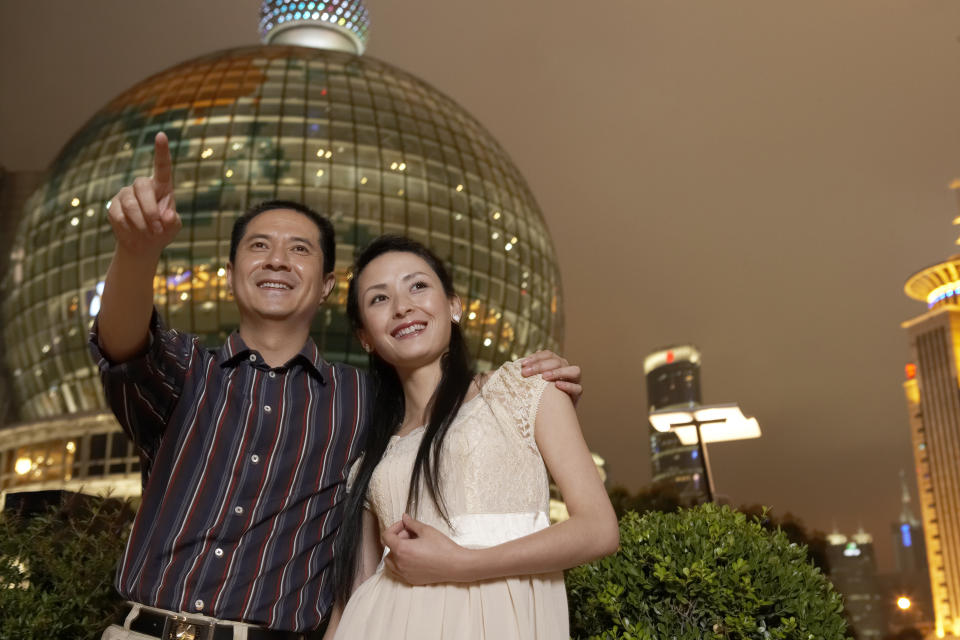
[566,504,851,640]
[0,495,132,640]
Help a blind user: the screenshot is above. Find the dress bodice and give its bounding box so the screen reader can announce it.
[366,360,550,538]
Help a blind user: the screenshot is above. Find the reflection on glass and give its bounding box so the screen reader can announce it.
[2,47,563,422]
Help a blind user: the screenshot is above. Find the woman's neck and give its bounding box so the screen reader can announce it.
[396,360,443,433]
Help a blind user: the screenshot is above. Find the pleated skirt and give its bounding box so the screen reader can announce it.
[333,568,569,639]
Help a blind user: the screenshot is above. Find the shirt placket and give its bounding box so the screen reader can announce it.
[200,356,283,616]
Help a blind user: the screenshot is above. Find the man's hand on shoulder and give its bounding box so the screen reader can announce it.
[520,350,582,406]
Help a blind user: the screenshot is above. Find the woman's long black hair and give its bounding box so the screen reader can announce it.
[332,235,474,604]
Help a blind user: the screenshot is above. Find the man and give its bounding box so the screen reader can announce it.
[92,133,581,640]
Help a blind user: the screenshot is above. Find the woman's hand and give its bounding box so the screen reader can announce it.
[381,514,471,585]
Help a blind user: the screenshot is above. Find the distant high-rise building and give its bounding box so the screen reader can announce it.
[902,180,960,639]
[881,470,934,637]
[827,529,887,640]
[892,470,929,575]
[644,345,707,503]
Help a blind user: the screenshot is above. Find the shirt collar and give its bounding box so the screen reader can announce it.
[218,331,328,382]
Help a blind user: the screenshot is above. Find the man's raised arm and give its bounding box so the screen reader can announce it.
[97,132,181,363]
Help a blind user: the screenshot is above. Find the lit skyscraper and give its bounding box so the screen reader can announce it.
[0,2,564,497]
[644,345,708,503]
[883,470,934,635]
[902,180,960,639]
[892,470,929,575]
[826,529,887,639]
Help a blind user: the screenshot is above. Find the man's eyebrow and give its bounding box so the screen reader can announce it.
[245,233,317,247]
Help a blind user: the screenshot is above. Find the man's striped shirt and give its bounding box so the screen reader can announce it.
[90,312,369,632]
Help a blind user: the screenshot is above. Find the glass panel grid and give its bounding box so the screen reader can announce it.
[2,46,563,420]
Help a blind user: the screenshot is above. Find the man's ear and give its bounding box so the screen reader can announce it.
[319,272,337,305]
[226,262,234,293]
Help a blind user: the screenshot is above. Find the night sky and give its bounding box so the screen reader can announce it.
[2,0,960,570]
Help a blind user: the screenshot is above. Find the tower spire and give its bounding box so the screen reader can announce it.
[899,469,920,527]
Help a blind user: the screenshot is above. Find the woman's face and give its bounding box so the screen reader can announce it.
[355,251,461,371]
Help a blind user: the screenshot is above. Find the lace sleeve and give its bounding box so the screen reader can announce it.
[346,455,371,510]
[487,359,549,447]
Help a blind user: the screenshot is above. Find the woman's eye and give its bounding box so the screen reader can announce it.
[370,294,387,304]
[412,280,429,291]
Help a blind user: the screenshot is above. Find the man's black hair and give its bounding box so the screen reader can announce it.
[229,200,336,275]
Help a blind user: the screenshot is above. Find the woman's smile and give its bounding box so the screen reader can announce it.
[391,321,428,339]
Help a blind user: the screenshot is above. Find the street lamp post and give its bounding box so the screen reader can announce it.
[672,414,724,502]
[648,403,761,502]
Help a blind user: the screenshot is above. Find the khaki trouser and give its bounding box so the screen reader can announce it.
[102,603,258,640]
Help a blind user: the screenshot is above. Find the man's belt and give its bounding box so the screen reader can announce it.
[128,607,317,640]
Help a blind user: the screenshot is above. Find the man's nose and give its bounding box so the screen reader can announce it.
[264,247,290,269]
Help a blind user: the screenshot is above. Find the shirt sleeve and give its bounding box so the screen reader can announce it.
[88,308,194,459]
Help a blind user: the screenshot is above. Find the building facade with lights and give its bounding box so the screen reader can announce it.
[644,345,708,503]
[902,182,960,639]
[0,1,564,500]
[827,529,888,640]
[0,168,44,428]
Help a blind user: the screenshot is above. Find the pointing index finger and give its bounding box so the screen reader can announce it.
[152,132,173,191]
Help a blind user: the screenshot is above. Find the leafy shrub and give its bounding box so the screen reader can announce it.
[0,494,133,639]
[738,504,830,573]
[566,504,851,640]
[607,485,682,519]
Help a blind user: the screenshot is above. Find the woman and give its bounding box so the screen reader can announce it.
[325,236,619,639]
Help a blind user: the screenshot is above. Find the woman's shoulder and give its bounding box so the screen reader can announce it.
[473,360,549,445]
[474,359,549,404]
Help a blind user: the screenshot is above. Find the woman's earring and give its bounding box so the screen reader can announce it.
[453,314,461,324]
[362,343,372,353]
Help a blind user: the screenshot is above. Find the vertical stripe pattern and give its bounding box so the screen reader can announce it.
[90,313,369,631]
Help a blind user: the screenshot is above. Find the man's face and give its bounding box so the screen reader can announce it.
[227,209,336,327]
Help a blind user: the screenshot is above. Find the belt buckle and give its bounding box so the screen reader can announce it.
[161,614,217,640]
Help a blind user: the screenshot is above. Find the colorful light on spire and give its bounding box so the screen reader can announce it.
[260,1,370,54]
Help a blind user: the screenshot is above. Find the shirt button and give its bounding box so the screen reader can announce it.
[251,454,260,464]
[268,371,276,378]
[195,599,204,611]
[248,354,256,362]
[214,548,224,558]
[234,506,244,515]
[264,405,272,413]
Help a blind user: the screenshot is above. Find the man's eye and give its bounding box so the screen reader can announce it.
[293,245,309,253]
[252,241,267,249]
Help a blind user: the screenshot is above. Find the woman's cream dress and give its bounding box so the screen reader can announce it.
[333,360,568,639]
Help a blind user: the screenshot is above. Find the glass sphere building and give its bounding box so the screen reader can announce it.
[0,10,564,494]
